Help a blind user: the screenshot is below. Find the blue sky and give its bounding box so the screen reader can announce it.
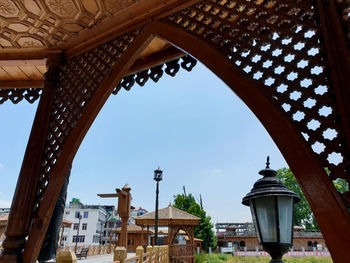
[0,62,288,223]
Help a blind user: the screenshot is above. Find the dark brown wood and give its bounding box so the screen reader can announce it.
[316,0,350,167]
[4,2,349,262]
[65,0,201,58]
[129,46,184,74]
[21,28,155,263]
[0,55,62,263]
[0,80,44,89]
[97,194,119,198]
[148,20,350,262]
[0,49,61,60]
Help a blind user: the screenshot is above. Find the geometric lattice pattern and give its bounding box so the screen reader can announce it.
[0,55,197,104]
[112,55,197,94]
[0,88,41,104]
[0,0,136,48]
[0,56,197,104]
[32,28,141,216]
[166,0,350,187]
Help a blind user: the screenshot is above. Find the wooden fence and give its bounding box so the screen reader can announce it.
[58,244,115,256]
[113,245,169,263]
[56,245,168,263]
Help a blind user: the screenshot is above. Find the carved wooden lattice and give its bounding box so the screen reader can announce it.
[0,88,41,104]
[165,0,350,190]
[112,55,197,94]
[0,56,196,104]
[32,29,141,216]
[30,38,197,220]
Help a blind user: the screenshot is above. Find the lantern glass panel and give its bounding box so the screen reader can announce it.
[278,196,294,244]
[249,201,261,243]
[254,196,277,243]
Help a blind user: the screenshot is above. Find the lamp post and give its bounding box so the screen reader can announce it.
[154,167,163,245]
[242,157,300,263]
[75,213,82,254]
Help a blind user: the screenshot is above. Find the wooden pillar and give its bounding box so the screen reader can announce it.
[141,225,144,246]
[147,226,150,245]
[136,246,144,262]
[114,247,126,263]
[56,251,77,263]
[119,217,128,248]
[0,55,62,263]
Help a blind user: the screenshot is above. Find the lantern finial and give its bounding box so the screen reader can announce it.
[266,156,270,169]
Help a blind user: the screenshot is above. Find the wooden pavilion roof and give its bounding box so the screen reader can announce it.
[0,0,196,89]
[112,224,154,234]
[61,218,72,228]
[135,206,200,226]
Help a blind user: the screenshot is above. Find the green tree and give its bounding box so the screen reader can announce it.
[276,167,348,231]
[173,193,217,250]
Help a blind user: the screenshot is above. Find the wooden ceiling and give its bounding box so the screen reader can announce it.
[0,0,197,88]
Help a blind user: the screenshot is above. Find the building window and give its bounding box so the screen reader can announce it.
[65,211,70,215]
[93,235,100,243]
[82,223,87,230]
[84,211,88,218]
[75,211,80,218]
[72,235,85,243]
[73,223,79,230]
[62,236,67,241]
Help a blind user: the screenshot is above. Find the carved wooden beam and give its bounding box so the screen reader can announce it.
[0,54,62,263]
[0,80,44,89]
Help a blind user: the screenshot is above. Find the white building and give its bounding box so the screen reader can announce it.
[130,206,148,219]
[62,198,113,247]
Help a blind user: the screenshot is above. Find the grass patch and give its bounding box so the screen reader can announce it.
[195,253,333,263]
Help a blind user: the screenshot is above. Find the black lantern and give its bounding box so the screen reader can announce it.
[242,157,300,263]
[154,167,163,245]
[154,167,163,182]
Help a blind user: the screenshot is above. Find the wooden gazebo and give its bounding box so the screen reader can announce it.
[0,1,350,262]
[135,206,200,263]
[112,224,154,252]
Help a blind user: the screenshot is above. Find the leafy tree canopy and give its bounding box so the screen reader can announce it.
[173,193,217,249]
[276,167,348,231]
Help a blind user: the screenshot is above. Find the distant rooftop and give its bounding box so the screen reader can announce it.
[135,205,200,226]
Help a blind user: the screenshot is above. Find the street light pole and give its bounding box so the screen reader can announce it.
[155,180,160,245]
[154,167,163,246]
[75,213,82,254]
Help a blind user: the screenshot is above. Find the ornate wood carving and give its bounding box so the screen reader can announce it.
[0,54,61,263]
[165,0,349,192]
[1,0,350,262]
[0,54,197,103]
[0,88,41,104]
[0,0,137,49]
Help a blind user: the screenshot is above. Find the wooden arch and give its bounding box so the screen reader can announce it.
[169,226,195,245]
[1,1,349,263]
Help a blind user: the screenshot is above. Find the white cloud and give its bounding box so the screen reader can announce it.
[0,200,11,207]
[212,168,223,175]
